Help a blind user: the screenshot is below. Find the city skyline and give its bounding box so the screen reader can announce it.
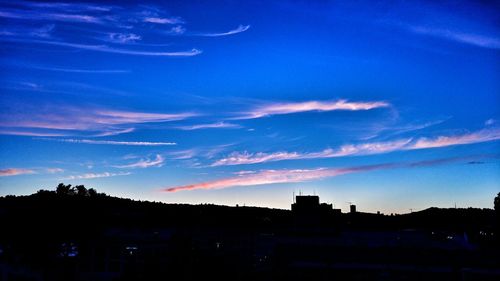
[0,0,499,213]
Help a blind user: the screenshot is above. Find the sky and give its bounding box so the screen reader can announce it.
[0,0,499,213]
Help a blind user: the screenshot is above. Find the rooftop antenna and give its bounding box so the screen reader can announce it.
[409,208,413,213]
[293,191,295,203]
[346,201,353,206]
[313,189,316,196]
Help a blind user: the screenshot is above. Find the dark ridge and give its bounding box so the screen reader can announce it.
[0,186,499,281]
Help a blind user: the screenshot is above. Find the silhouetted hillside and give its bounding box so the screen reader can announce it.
[0,186,499,281]
[1,188,496,234]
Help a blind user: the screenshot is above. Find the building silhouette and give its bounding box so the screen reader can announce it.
[291,195,332,214]
[350,204,357,213]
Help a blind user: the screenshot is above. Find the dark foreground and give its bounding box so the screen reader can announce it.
[1,188,499,281]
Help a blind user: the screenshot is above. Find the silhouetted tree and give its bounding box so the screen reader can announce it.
[36,189,54,196]
[495,192,500,214]
[75,185,88,196]
[88,188,97,197]
[56,183,72,195]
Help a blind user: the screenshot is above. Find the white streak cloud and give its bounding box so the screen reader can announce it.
[167,25,186,35]
[409,26,500,49]
[115,154,165,168]
[143,17,183,24]
[107,33,141,44]
[65,171,130,180]
[176,122,241,130]
[197,25,250,37]
[46,168,64,174]
[25,65,130,73]
[212,128,500,166]
[0,9,103,24]
[1,38,202,57]
[0,130,71,137]
[1,107,195,132]
[45,139,176,146]
[212,139,411,166]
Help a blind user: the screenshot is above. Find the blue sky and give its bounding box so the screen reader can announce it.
[0,0,499,213]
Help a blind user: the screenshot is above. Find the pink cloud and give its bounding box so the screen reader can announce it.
[164,155,494,192]
[237,99,390,119]
[0,168,35,177]
[409,128,500,149]
[164,168,347,192]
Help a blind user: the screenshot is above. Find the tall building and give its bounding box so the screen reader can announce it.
[291,195,333,215]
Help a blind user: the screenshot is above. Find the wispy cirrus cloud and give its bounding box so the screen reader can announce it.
[165,155,495,192]
[168,149,198,160]
[0,130,71,137]
[235,99,390,119]
[0,9,103,24]
[212,127,500,166]
[175,122,241,130]
[138,5,184,24]
[19,64,130,74]
[408,25,500,50]
[409,128,500,149]
[197,24,250,37]
[485,119,496,126]
[106,33,142,44]
[0,2,249,59]
[0,38,202,57]
[358,118,449,141]
[0,168,35,177]
[211,139,411,166]
[115,154,165,168]
[46,168,64,174]
[0,106,195,137]
[94,110,196,125]
[91,128,135,137]
[65,171,131,180]
[166,25,186,35]
[0,23,55,39]
[165,168,348,192]
[15,1,113,13]
[43,139,176,146]
[30,24,55,38]
[0,127,133,138]
[143,17,183,25]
